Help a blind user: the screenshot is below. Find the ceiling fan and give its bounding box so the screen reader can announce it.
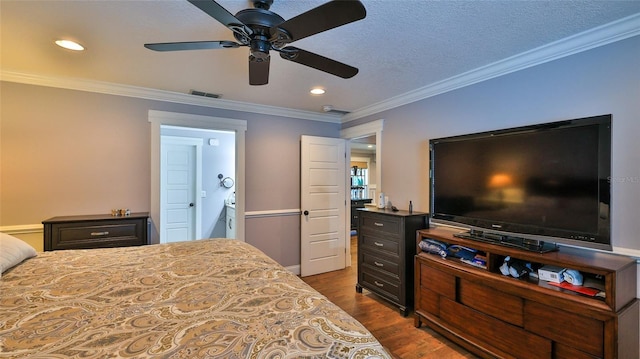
[144,0,366,85]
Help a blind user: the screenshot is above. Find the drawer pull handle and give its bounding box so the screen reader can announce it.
[374,222,384,227]
[91,231,109,236]
[374,242,384,247]
[374,261,384,267]
[374,281,384,287]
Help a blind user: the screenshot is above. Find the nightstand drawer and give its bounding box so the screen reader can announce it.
[57,222,141,247]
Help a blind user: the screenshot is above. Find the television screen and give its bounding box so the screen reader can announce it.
[429,115,611,251]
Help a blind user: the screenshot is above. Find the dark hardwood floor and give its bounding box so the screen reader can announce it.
[302,236,478,359]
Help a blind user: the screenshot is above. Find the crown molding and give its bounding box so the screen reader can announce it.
[343,13,640,123]
[3,13,638,124]
[0,71,342,123]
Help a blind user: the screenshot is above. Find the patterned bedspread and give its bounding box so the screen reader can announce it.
[0,239,391,358]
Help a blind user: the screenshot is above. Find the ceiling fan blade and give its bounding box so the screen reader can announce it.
[187,0,253,40]
[249,55,270,85]
[144,41,241,52]
[270,0,365,46]
[280,47,358,79]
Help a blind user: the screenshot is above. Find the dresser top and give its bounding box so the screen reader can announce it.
[43,212,149,223]
[357,207,427,217]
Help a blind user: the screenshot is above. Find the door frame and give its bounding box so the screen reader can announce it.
[149,110,247,244]
[340,119,384,266]
[160,135,203,243]
[340,119,384,195]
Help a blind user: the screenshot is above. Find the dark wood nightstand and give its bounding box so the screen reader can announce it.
[43,213,149,251]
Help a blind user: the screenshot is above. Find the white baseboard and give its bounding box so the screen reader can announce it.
[285,264,301,276]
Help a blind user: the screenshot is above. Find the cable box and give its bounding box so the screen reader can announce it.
[538,265,566,283]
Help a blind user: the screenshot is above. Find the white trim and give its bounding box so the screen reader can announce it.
[0,224,43,234]
[343,13,640,122]
[150,110,246,243]
[245,209,301,218]
[612,246,640,259]
[0,71,341,123]
[285,264,301,276]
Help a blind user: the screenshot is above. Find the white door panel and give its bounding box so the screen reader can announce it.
[166,209,188,223]
[167,190,188,203]
[301,135,347,277]
[308,238,340,258]
[167,228,189,242]
[161,136,202,243]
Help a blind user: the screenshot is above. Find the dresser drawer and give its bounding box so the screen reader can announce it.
[360,212,402,235]
[361,251,400,277]
[459,278,524,327]
[440,298,552,359]
[360,232,400,256]
[360,268,401,303]
[419,262,456,301]
[524,301,604,358]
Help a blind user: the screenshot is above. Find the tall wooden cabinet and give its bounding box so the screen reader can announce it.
[414,227,639,359]
[356,207,427,316]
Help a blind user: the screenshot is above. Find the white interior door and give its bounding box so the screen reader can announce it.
[300,135,347,277]
[161,136,202,243]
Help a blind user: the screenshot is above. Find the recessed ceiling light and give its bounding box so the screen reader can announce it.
[310,88,325,95]
[55,39,84,51]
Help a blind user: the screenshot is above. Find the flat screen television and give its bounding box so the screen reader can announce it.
[429,114,612,252]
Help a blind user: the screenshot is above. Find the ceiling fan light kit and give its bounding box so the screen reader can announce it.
[144,0,366,85]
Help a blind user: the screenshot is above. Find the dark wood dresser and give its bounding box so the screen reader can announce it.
[43,213,150,251]
[356,207,428,316]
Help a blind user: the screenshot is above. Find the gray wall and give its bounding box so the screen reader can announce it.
[345,35,640,252]
[0,82,339,266]
[2,34,638,264]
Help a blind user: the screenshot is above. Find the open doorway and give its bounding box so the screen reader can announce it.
[340,119,384,266]
[350,135,376,234]
[160,126,236,243]
[149,110,247,244]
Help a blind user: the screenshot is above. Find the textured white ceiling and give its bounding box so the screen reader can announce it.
[2,0,640,117]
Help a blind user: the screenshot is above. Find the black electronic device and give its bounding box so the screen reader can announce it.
[429,114,612,251]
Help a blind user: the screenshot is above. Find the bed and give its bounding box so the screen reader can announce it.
[0,233,392,358]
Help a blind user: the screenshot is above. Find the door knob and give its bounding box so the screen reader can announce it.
[303,210,309,215]
[189,203,195,207]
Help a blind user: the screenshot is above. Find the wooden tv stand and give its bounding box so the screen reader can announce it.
[414,227,639,359]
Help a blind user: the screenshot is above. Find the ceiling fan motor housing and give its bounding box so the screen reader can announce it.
[252,0,274,10]
[234,7,285,58]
